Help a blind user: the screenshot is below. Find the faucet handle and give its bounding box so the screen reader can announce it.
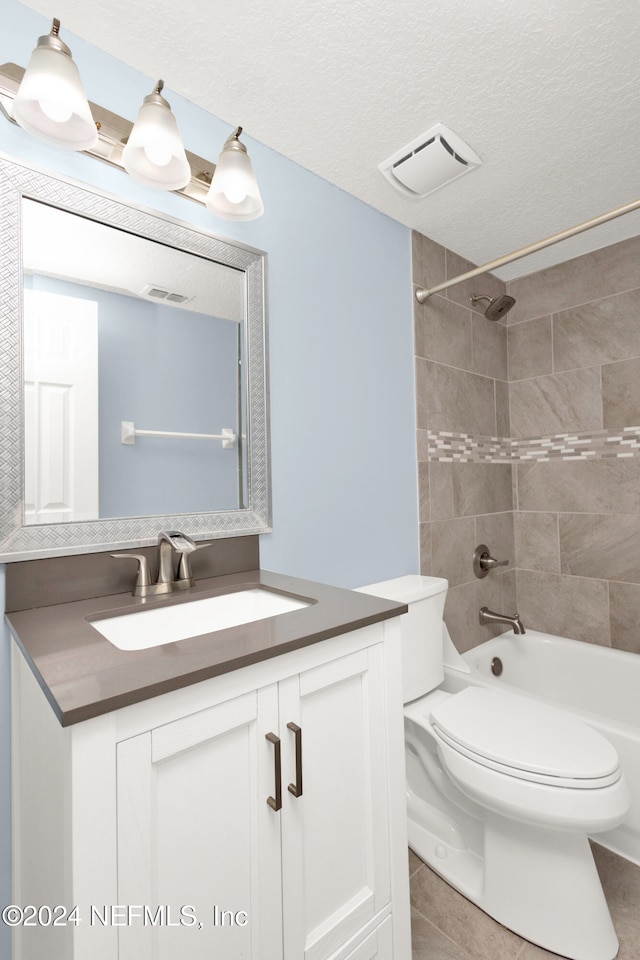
[111,553,152,595]
[176,541,214,584]
[473,544,509,579]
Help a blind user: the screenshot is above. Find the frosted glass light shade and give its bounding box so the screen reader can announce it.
[13,35,98,150]
[206,131,264,221]
[122,86,191,191]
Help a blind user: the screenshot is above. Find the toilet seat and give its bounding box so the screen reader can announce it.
[405,685,630,834]
[428,686,621,788]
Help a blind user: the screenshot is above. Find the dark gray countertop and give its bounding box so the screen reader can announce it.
[6,569,406,727]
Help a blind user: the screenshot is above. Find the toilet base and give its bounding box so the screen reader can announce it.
[409,803,619,960]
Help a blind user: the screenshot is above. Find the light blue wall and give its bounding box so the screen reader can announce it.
[0,2,419,938]
[27,275,240,516]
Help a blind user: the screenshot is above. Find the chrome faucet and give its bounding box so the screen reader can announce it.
[479,606,526,635]
[112,530,208,597]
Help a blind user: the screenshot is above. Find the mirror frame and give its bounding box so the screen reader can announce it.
[0,154,271,561]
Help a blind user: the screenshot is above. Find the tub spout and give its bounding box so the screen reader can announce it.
[479,606,526,635]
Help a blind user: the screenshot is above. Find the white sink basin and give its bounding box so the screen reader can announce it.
[91,588,311,651]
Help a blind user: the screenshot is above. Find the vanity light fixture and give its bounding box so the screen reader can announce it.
[11,18,98,151]
[206,127,264,221]
[0,19,264,219]
[122,80,191,191]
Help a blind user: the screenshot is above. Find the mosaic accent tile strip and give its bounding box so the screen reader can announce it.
[428,432,512,462]
[427,426,640,463]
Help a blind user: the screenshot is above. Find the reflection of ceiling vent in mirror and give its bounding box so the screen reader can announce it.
[379,123,482,198]
[141,283,190,304]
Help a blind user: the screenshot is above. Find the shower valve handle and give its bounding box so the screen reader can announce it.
[473,544,509,579]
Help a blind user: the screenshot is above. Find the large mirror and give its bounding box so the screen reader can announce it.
[0,155,271,560]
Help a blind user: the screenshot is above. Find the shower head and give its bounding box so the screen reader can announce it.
[470,294,516,321]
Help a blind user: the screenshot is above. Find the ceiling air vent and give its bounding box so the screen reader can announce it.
[379,122,481,199]
[141,284,190,304]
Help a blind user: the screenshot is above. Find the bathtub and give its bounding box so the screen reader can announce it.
[442,630,640,866]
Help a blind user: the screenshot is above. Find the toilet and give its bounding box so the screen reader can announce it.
[356,576,630,960]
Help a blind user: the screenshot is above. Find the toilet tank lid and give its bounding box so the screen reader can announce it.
[354,575,448,603]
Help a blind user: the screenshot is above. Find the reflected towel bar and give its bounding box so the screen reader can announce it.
[121,421,236,448]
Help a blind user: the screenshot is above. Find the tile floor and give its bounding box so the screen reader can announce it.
[410,843,640,960]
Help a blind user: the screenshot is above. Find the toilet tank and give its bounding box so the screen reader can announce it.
[355,575,448,703]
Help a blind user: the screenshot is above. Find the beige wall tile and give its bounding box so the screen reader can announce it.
[609,581,640,654]
[418,460,430,523]
[444,576,506,651]
[500,568,518,619]
[415,357,429,429]
[602,356,640,428]
[475,511,515,570]
[472,314,508,381]
[553,289,640,372]
[429,462,454,520]
[495,379,510,437]
[452,463,513,517]
[517,461,607,514]
[444,580,484,651]
[560,514,640,583]
[515,570,610,644]
[507,316,553,381]
[511,463,519,510]
[412,230,447,292]
[419,521,432,576]
[423,361,497,435]
[431,517,477,586]
[415,294,473,369]
[506,236,640,323]
[416,428,429,461]
[509,367,603,437]
[413,230,640,663]
[514,512,560,572]
[517,460,622,514]
[445,250,505,314]
[604,459,640,514]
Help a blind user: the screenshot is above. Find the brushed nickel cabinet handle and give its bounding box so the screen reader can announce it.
[265,732,282,811]
[287,722,303,798]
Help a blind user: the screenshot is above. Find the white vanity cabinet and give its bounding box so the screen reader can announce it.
[12,619,410,960]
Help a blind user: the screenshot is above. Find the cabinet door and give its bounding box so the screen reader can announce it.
[116,685,282,960]
[340,917,392,960]
[280,645,391,960]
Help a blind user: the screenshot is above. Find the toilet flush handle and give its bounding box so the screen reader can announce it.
[473,544,509,579]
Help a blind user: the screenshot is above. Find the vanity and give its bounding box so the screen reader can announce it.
[7,551,411,960]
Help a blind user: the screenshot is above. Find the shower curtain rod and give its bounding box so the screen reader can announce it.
[414,197,640,303]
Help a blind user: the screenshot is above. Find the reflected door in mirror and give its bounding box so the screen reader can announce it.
[23,289,99,524]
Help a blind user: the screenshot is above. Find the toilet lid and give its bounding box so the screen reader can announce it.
[430,687,620,783]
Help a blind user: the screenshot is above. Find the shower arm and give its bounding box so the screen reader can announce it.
[415,197,640,303]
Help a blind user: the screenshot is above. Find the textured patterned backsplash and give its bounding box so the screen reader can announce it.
[428,426,640,462]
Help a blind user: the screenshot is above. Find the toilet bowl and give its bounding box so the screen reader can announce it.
[356,576,630,960]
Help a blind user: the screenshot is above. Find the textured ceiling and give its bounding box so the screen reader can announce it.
[16,0,640,279]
